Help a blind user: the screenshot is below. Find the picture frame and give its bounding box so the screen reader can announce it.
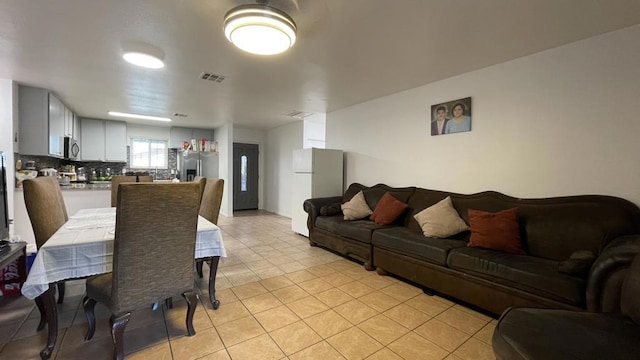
[430,97,472,136]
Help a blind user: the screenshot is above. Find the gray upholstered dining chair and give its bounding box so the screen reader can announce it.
[195,178,224,278]
[83,182,202,360]
[23,177,68,329]
[110,175,154,207]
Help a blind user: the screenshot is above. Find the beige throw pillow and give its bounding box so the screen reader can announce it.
[341,191,373,220]
[413,196,469,238]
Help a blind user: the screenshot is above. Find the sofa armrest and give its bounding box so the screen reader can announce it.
[303,196,343,232]
[586,235,640,312]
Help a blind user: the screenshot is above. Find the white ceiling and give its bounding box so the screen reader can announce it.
[1,0,639,130]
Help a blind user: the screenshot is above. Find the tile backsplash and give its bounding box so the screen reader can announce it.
[16,147,178,180]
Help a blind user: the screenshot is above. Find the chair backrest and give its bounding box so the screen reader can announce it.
[110,175,154,207]
[621,253,640,325]
[23,177,69,249]
[192,176,206,202]
[111,182,201,313]
[199,178,224,224]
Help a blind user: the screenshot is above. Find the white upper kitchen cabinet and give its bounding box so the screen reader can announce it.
[18,85,65,157]
[169,127,192,148]
[169,127,213,148]
[63,105,74,138]
[105,120,126,161]
[47,94,64,157]
[73,112,81,159]
[81,118,127,162]
[81,118,105,161]
[192,128,213,142]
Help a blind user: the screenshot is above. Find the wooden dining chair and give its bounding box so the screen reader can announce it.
[195,178,224,278]
[83,182,201,360]
[110,175,154,207]
[23,177,68,329]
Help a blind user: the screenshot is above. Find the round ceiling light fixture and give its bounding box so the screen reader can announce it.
[224,4,297,56]
[122,42,165,69]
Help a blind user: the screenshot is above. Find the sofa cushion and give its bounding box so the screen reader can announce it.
[363,186,415,211]
[320,203,342,216]
[370,192,408,225]
[372,227,467,266]
[557,250,596,277]
[341,191,372,220]
[447,247,585,305]
[467,208,525,255]
[315,216,385,244]
[413,196,469,238]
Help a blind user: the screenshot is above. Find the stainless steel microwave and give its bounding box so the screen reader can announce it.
[64,137,80,160]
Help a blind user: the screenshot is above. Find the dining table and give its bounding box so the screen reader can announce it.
[21,207,227,360]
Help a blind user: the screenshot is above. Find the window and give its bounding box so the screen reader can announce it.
[130,138,168,169]
[240,155,248,191]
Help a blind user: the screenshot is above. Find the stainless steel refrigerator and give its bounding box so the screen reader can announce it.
[177,150,219,181]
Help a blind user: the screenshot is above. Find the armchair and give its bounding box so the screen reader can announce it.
[492,252,640,359]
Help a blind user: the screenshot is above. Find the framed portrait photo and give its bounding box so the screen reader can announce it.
[430,97,472,136]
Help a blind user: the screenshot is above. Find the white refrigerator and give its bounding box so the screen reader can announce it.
[292,148,344,236]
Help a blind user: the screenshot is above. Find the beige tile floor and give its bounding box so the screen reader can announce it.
[0,210,497,360]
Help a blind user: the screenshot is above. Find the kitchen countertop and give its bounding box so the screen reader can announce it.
[15,183,111,191]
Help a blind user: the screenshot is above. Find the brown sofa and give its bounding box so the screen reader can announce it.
[303,183,640,315]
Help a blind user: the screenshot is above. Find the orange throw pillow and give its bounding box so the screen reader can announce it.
[467,208,525,254]
[370,192,408,225]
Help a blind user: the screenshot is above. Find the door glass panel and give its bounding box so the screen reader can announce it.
[241,155,248,192]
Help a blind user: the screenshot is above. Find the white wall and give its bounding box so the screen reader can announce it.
[234,126,266,209]
[0,79,16,236]
[214,123,233,217]
[327,25,640,206]
[126,124,170,145]
[303,114,326,149]
[265,121,303,217]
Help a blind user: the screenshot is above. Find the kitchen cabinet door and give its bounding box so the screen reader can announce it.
[170,127,192,148]
[105,121,127,161]
[192,128,213,141]
[81,118,105,161]
[170,127,213,148]
[19,86,49,156]
[48,94,64,157]
[63,105,74,137]
[73,113,81,159]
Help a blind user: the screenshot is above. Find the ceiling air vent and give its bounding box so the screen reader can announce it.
[200,72,226,83]
[173,113,188,117]
[287,111,313,119]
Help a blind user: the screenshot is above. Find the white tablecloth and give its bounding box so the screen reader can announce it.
[21,207,226,300]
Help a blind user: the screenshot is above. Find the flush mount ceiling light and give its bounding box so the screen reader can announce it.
[108,111,171,122]
[224,4,297,55]
[122,42,165,69]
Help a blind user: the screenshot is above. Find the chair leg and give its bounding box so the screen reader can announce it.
[182,290,198,336]
[196,259,204,278]
[208,257,221,310]
[83,296,97,341]
[110,313,131,360]
[35,296,47,331]
[56,281,66,304]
